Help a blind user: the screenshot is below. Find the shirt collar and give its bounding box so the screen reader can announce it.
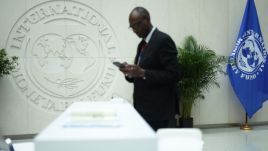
[144,26,156,44]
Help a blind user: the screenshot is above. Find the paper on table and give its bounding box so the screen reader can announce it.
[62,109,121,128]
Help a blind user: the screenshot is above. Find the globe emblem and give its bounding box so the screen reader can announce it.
[237,34,264,73]
[6,0,119,112]
[241,40,259,68]
[27,33,103,98]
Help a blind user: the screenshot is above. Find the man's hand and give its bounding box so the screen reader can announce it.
[119,63,145,78]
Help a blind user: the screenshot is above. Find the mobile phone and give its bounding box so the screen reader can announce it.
[113,61,125,68]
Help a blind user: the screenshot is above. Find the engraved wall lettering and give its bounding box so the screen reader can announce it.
[6,0,120,113]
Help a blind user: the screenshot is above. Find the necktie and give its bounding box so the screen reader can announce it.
[141,40,147,52]
[138,40,147,65]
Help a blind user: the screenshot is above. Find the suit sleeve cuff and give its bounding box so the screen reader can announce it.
[142,70,146,80]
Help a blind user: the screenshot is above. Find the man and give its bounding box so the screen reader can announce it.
[120,7,180,131]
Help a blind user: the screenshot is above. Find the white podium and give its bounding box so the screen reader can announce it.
[34,101,157,151]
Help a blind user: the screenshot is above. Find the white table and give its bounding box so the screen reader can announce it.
[34,101,156,151]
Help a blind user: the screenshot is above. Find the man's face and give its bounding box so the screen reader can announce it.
[129,11,146,38]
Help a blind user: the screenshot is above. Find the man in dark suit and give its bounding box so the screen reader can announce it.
[120,7,180,131]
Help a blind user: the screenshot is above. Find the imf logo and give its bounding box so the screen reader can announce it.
[230,29,267,80]
[6,0,120,112]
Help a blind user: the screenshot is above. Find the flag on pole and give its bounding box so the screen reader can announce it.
[227,0,268,118]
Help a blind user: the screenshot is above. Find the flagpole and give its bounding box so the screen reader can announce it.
[240,112,252,130]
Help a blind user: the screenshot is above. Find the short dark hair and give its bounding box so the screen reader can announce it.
[131,7,150,20]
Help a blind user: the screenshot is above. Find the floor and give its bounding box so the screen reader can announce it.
[202,125,268,151]
[10,125,268,151]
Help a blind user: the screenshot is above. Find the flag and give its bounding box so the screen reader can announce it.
[227,0,268,118]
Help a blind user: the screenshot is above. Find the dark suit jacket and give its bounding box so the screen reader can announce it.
[126,29,180,122]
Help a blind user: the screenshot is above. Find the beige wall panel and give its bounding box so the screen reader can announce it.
[0,0,27,43]
[1,0,268,135]
[198,0,229,124]
[0,76,28,135]
[168,0,200,45]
